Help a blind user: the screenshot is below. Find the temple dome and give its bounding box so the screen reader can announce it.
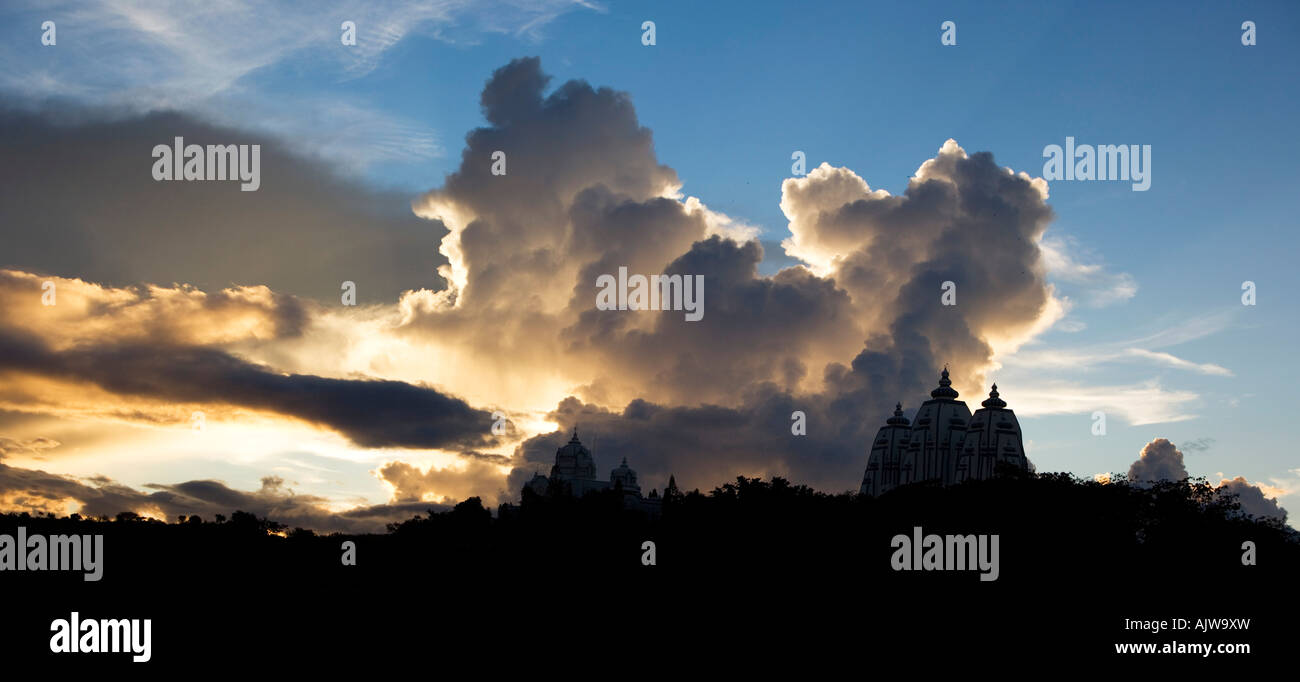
[525,472,550,497]
[611,456,640,494]
[886,402,910,426]
[901,369,971,485]
[860,402,912,496]
[550,428,597,481]
[517,428,662,517]
[952,384,1028,484]
[861,371,1031,496]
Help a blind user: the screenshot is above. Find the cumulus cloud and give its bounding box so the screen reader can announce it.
[1127,438,1190,484]
[779,145,1063,375]
[377,458,511,507]
[401,60,1062,414]
[1216,476,1287,523]
[384,59,1070,498]
[1121,439,1286,523]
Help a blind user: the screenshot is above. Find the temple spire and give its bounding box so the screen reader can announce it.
[930,367,959,400]
[886,401,910,426]
[981,383,1007,409]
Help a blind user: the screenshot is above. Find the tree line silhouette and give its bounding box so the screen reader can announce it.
[3,469,1294,667]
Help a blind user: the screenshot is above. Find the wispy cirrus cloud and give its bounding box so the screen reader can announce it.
[1007,346,1232,377]
[1001,379,1199,426]
[1124,309,1240,349]
[0,0,600,170]
[995,312,1235,424]
[1006,310,1236,375]
[5,0,600,100]
[1122,349,1232,376]
[1039,234,1137,308]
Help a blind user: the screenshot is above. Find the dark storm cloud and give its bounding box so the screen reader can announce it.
[563,235,861,405]
[0,329,497,451]
[0,461,445,533]
[0,104,447,304]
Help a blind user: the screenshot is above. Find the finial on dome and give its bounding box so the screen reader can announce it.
[886,401,910,426]
[981,383,1007,409]
[930,367,959,399]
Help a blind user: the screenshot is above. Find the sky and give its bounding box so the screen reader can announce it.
[0,0,1296,531]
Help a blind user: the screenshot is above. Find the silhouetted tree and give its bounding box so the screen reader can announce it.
[452,497,492,527]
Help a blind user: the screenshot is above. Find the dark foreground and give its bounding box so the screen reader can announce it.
[2,473,1295,671]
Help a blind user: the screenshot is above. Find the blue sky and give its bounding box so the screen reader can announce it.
[2,0,1297,526]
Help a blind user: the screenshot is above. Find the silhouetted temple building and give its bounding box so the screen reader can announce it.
[859,369,1029,496]
[523,429,662,516]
